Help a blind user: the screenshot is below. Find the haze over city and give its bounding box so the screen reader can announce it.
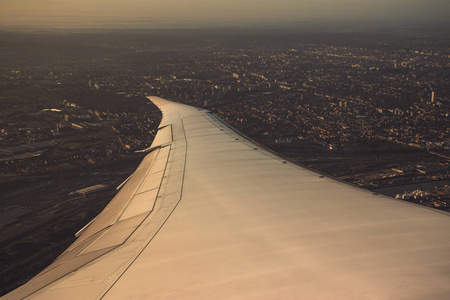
[1,0,449,29]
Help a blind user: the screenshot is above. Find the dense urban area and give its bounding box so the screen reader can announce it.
[0,26,449,295]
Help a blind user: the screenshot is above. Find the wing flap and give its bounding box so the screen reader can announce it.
[2,118,178,299]
[79,214,147,254]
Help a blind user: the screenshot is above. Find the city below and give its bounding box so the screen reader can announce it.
[0,26,449,295]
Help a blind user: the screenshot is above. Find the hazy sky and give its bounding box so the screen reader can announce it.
[1,0,449,28]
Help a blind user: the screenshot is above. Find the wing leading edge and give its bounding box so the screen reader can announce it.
[3,96,450,299]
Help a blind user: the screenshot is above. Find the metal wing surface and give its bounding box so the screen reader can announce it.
[4,96,450,299]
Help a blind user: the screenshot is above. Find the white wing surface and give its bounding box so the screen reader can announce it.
[4,96,450,299]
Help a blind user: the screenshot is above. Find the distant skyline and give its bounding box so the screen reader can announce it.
[1,0,449,29]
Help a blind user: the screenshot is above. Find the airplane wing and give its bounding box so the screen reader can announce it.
[4,96,450,299]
